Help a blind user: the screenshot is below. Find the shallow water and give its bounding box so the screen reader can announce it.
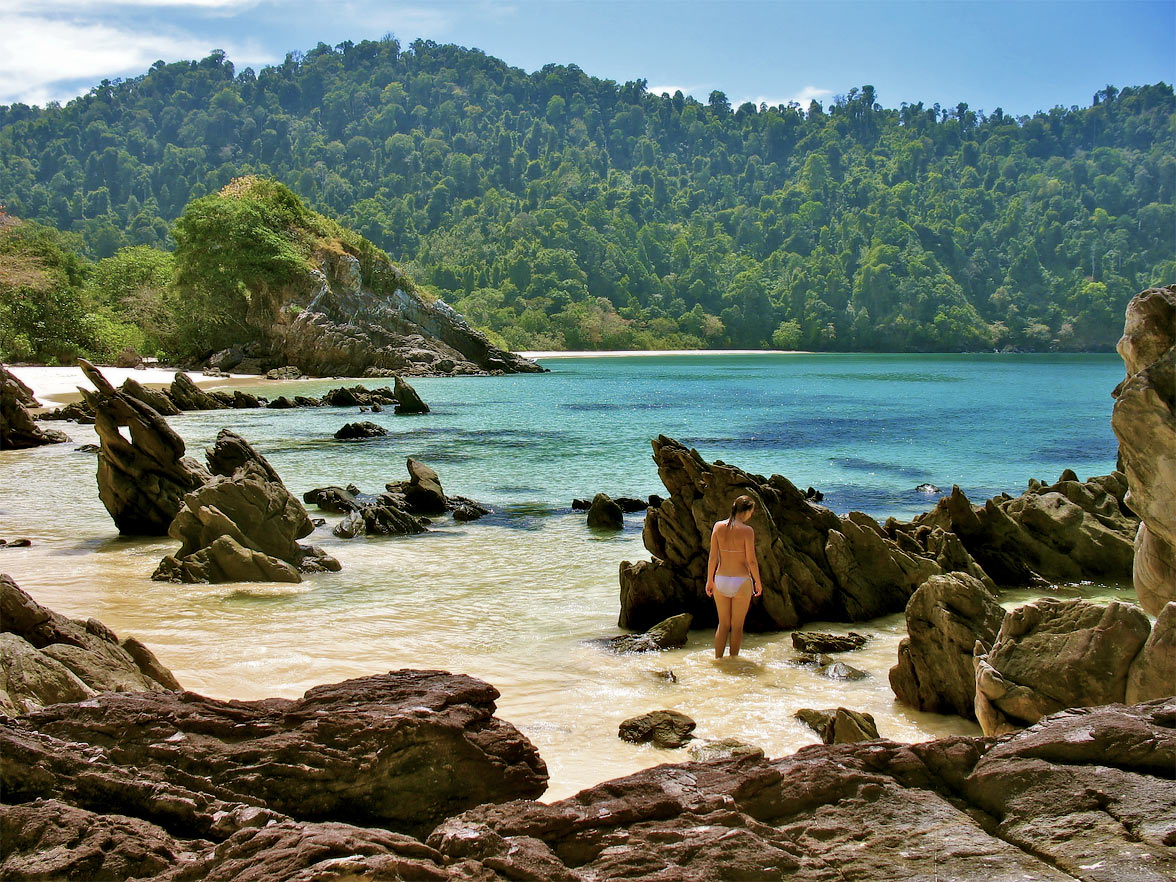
[0,353,1131,799]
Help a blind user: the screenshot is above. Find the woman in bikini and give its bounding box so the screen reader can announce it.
[705,494,763,658]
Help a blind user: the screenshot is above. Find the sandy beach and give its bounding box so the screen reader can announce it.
[517,348,805,360]
[6,365,249,407]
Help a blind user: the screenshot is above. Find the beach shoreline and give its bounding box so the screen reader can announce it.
[6,365,251,407]
[517,348,808,359]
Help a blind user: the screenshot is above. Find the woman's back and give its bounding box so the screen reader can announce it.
[712,519,753,575]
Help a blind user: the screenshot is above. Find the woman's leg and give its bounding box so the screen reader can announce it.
[713,592,733,658]
[728,584,753,657]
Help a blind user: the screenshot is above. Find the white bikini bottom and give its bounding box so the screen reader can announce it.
[714,575,749,597]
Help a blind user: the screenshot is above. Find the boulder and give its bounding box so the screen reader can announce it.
[399,457,447,515]
[208,345,244,372]
[168,371,229,411]
[1112,285,1176,615]
[231,390,262,408]
[791,631,868,654]
[890,572,1005,719]
[1126,601,1175,703]
[619,436,981,632]
[393,375,430,414]
[1,364,70,449]
[333,503,429,539]
[118,377,180,415]
[912,471,1138,586]
[0,573,179,714]
[587,491,624,530]
[265,395,295,409]
[265,365,302,380]
[35,400,95,422]
[333,420,387,440]
[77,359,211,535]
[600,613,693,653]
[303,485,367,513]
[795,707,880,743]
[817,661,869,680]
[453,503,486,521]
[687,738,764,761]
[430,699,1176,881]
[618,709,696,748]
[323,384,397,407]
[114,346,142,368]
[974,598,1153,735]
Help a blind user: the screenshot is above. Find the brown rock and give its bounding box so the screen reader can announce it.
[119,376,180,415]
[795,707,880,743]
[169,371,229,410]
[1,364,70,449]
[1127,601,1175,703]
[618,709,696,748]
[393,374,430,414]
[601,612,693,653]
[587,491,624,529]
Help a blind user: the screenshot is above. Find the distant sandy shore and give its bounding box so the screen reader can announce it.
[6,365,247,407]
[517,349,807,360]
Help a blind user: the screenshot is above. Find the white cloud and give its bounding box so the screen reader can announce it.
[787,85,833,106]
[647,84,691,97]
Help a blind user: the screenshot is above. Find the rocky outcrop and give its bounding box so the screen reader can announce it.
[912,470,1138,586]
[0,364,70,449]
[429,699,1176,881]
[598,613,693,653]
[272,249,543,377]
[618,436,991,632]
[77,359,212,535]
[1127,601,1175,704]
[393,375,429,414]
[119,376,181,415]
[973,598,1154,735]
[0,573,179,714]
[890,572,1005,719]
[1112,285,1176,615]
[169,371,229,410]
[153,429,339,583]
[795,707,880,743]
[618,709,696,748]
[587,491,624,529]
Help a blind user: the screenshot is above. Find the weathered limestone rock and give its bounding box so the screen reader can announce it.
[119,376,180,415]
[393,375,430,414]
[587,491,624,530]
[1113,285,1176,615]
[77,359,211,535]
[619,436,983,632]
[974,598,1153,734]
[13,669,548,837]
[913,471,1138,586]
[795,707,880,743]
[1127,602,1175,703]
[600,613,693,653]
[0,364,70,449]
[618,709,696,748]
[154,430,339,583]
[890,572,1005,719]
[0,573,179,714]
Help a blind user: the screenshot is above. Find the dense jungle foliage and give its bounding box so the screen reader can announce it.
[0,36,1172,358]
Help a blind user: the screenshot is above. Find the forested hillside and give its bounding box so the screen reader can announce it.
[1,37,1172,353]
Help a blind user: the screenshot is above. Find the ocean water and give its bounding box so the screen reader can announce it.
[0,353,1131,799]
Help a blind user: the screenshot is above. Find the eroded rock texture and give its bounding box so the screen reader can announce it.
[618,436,991,631]
[77,358,211,535]
[1113,285,1176,615]
[0,573,180,714]
[0,364,69,449]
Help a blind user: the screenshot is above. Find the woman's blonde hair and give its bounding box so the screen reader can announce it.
[726,494,755,527]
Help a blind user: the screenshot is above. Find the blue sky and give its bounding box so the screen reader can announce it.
[1,0,1172,116]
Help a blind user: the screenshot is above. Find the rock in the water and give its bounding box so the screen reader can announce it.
[1,364,70,449]
[452,503,486,521]
[333,420,387,440]
[796,707,880,743]
[890,572,1005,719]
[602,613,693,653]
[401,457,447,515]
[1126,601,1175,703]
[688,738,765,761]
[169,371,229,411]
[619,709,696,748]
[1112,285,1176,615]
[77,359,211,535]
[974,598,1153,734]
[913,471,1138,586]
[265,395,295,409]
[0,574,179,714]
[332,503,429,539]
[302,485,367,513]
[587,491,624,530]
[118,377,180,415]
[620,436,978,632]
[393,375,429,414]
[323,384,396,407]
[818,661,869,680]
[915,482,941,494]
[791,631,869,654]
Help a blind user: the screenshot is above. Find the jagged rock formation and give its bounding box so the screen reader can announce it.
[911,470,1138,586]
[1,573,179,714]
[1112,285,1176,615]
[119,376,181,415]
[973,598,1154,735]
[1,364,70,449]
[889,572,1005,720]
[77,358,211,535]
[618,436,992,632]
[795,707,880,743]
[393,375,429,414]
[154,429,339,583]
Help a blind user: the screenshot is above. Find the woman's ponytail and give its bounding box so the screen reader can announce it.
[726,494,755,527]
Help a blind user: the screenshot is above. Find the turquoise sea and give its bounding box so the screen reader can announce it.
[0,353,1129,799]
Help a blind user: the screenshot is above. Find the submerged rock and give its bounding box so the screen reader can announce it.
[619,709,696,748]
[587,492,624,530]
[333,420,387,440]
[600,613,693,653]
[795,707,880,744]
[791,631,869,654]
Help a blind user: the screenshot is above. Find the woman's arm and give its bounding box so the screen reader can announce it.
[746,527,763,596]
[705,524,718,597]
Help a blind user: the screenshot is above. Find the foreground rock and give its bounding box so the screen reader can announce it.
[1127,601,1176,704]
[429,699,1175,881]
[0,364,70,449]
[795,707,880,743]
[0,574,179,714]
[1112,285,1176,615]
[77,358,211,535]
[618,709,696,748]
[154,429,339,583]
[619,436,992,632]
[890,572,1005,720]
[974,598,1154,735]
[911,470,1138,586]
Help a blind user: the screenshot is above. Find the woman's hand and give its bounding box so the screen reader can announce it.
[705,579,715,597]
[753,581,762,598]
